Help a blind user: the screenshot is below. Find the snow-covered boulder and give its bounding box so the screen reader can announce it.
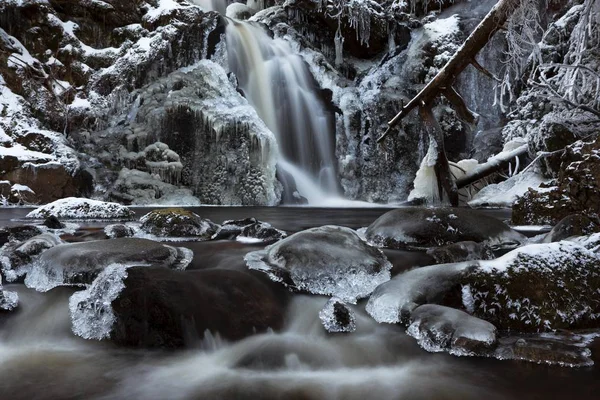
[468,170,547,208]
[26,197,134,220]
[23,238,193,292]
[365,207,525,250]
[104,224,135,239]
[245,225,392,303]
[407,304,498,356]
[140,208,218,239]
[460,241,600,332]
[543,214,600,243]
[319,297,357,333]
[71,267,285,346]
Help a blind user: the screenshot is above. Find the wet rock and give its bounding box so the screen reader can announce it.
[319,297,356,333]
[245,225,392,303]
[366,261,478,324]
[140,208,218,239]
[494,333,597,367]
[104,224,135,239]
[366,207,525,250]
[459,242,600,332]
[0,278,18,312]
[26,197,134,220]
[108,267,284,347]
[212,217,286,243]
[544,214,600,243]
[427,241,495,264]
[2,164,93,204]
[407,304,498,355]
[23,238,193,292]
[212,218,259,240]
[42,215,65,229]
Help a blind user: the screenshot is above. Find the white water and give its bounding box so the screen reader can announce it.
[225,20,340,203]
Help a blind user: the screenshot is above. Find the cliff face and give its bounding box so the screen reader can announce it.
[0,0,592,206]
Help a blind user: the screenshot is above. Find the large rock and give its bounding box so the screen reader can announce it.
[26,197,134,220]
[140,208,218,239]
[543,214,600,243]
[426,241,495,264]
[23,238,193,292]
[72,266,285,347]
[458,241,600,332]
[365,207,525,250]
[245,225,392,303]
[0,233,63,282]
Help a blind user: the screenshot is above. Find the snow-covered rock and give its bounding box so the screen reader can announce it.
[407,304,498,356]
[426,241,495,264]
[26,197,134,220]
[461,241,600,332]
[365,207,525,250]
[104,224,136,239]
[469,170,548,208]
[245,225,392,303]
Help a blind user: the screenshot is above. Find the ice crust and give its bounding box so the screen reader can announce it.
[319,297,357,333]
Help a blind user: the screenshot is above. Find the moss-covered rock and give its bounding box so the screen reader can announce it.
[140,208,218,238]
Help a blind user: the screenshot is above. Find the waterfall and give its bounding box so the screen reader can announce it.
[225,20,340,204]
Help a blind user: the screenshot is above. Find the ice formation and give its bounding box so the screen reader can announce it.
[319,297,357,333]
[245,225,392,303]
[26,197,135,220]
[69,263,130,340]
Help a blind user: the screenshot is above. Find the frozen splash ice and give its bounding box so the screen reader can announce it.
[319,297,357,333]
[69,263,130,340]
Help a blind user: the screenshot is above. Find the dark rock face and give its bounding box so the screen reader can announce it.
[459,242,600,332]
[140,208,218,238]
[111,267,284,347]
[366,207,525,250]
[543,214,600,243]
[513,138,600,225]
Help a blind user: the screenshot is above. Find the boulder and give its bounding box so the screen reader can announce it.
[42,215,65,229]
[0,233,63,282]
[0,225,43,246]
[23,238,193,292]
[104,224,135,239]
[407,304,498,355]
[140,208,218,239]
[458,242,600,332]
[26,197,134,220]
[365,207,525,250]
[212,217,286,243]
[72,266,285,347]
[245,225,392,303]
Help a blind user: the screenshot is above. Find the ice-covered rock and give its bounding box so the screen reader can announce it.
[26,197,134,220]
[140,208,218,239]
[0,233,63,282]
[245,225,392,303]
[23,238,193,292]
[365,207,525,250]
[426,241,495,264]
[365,261,478,324]
[468,170,548,208]
[0,225,43,246]
[460,241,600,332]
[0,274,18,312]
[318,297,357,333]
[407,304,498,356]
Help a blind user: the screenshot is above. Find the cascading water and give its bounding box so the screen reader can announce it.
[225,20,340,204]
